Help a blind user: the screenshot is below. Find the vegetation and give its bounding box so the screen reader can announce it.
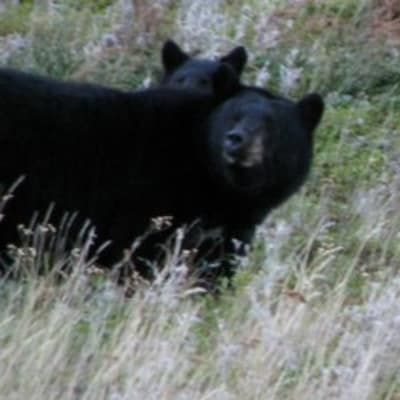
[0,0,399,398]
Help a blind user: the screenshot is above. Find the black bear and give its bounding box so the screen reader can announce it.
[0,65,239,266]
[161,39,247,94]
[0,67,324,287]
[160,40,279,103]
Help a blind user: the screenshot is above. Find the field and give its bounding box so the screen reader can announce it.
[0,0,400,398]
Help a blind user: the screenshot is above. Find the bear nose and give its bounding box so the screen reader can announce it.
[224,130,245,155]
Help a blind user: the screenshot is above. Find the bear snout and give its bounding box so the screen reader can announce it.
[223,129,264,168]
[224,129,246,157]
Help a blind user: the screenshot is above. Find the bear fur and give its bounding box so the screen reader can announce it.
[161,39,247,94]
[0,67,324,286]
[0,66,238,268]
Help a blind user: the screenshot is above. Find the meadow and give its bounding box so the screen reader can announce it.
[0,0,399,398]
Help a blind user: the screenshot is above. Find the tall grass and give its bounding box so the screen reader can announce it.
[0,195,399,399]
[0,0,399,398]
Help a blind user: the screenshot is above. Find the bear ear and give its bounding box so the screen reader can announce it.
[212,63,241,99]
[220,46,248,75]
[162,40,189,73]
[297,93,324,133]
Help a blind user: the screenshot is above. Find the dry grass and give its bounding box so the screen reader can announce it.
[0,199,399,399]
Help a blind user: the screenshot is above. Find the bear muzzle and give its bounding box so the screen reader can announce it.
[223,130,264,168]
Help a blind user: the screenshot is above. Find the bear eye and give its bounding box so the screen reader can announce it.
[176,76,185,84]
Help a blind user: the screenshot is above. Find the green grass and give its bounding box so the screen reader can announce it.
[0,2,33,36]
[0,0,400,398]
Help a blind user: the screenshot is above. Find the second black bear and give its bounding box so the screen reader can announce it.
[161,39,247,94]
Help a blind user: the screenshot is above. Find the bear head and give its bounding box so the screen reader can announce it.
[204,89,324,206]
[161,39,247,94]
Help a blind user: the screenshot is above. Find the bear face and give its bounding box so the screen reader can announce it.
[161,39,247,94]
[204,89,324,206]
